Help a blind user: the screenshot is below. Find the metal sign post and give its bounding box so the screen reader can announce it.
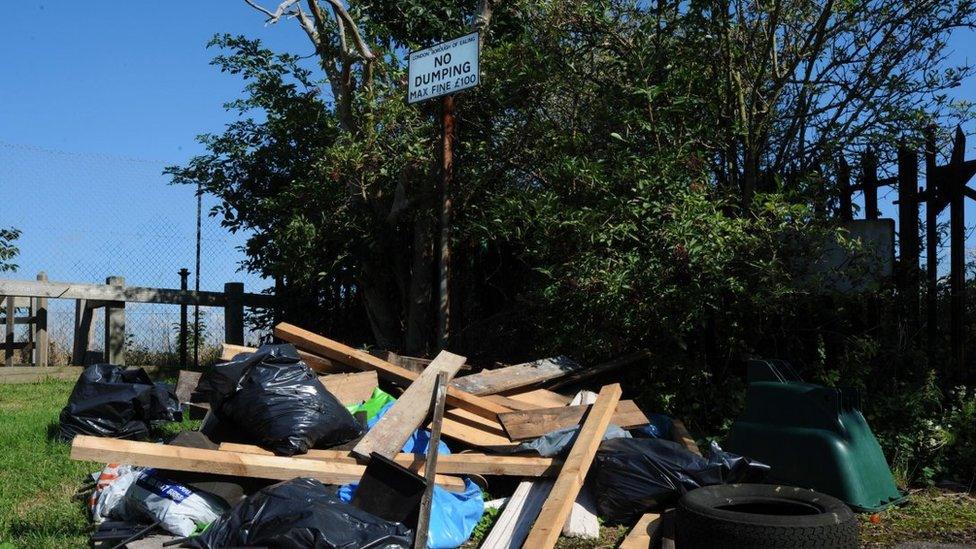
[408,33,480,350]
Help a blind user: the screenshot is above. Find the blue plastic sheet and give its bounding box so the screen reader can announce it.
[339,479,484,549]
[370,401,452,456]
[631,413,674,439]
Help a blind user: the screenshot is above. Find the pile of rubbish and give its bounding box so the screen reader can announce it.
[63,323,895,548]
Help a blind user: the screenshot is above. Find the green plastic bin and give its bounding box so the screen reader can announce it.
[725,359,906,512]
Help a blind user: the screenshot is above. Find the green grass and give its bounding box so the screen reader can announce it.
[0,380,95,548]
[3,379,976,548]
[0,378,198,549]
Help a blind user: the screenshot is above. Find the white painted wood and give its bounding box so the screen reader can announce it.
[480,480,553,549]
[561,390,601,539]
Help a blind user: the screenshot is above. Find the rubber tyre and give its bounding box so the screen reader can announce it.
[675,484,858,549]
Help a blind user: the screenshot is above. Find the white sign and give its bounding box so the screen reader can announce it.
[408,32,480,104]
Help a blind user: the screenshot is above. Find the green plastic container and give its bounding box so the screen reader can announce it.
[725,360,905,512]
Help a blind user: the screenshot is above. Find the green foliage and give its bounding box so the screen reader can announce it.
[171,0,976,480]
[0,228,20,273]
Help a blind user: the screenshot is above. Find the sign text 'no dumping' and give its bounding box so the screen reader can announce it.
[408,32,480,104]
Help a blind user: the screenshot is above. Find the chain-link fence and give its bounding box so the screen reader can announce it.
[0,141,269,367]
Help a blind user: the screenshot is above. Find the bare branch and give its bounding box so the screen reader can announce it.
[321,0,374,60]
[244,0,300,24]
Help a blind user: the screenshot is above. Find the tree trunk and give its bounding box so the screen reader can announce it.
[359,259,403,350]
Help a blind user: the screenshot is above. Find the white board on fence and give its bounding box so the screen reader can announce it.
[407,32,480,104]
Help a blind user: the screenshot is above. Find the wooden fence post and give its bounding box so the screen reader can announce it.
[224,282,244,346]
[897,145,920,333]
[104,276,126,365]
[838,158,853,221]
[5,295,13,367]
[33,272,48,367]
[924,126,939,352]
[72,299,94,365]
[863,148,879,220]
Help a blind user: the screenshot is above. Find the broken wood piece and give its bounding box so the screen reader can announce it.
[415,372,449,549]
[523,383,622,549]
[174,370,202,404]
[318,370,378,405]
[450,356,582,396]
[352,350,466,460]
[548,349,651,389]
[619,512,663,549]
[438,414,519,451]
[274,322,512,420]
[69,435,465,491]
[498,400,649,441]
[219,342,342,373]
[671,418,701,456]
[217,442,561,476]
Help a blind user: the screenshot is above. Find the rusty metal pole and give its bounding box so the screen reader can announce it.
[437,95,456,350]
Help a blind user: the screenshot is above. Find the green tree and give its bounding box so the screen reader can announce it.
[0,228,20,273]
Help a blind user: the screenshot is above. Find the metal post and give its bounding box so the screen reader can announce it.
[194,182,202,369]
[437,94,456,350]
[179,268,189,370]
[925,126,939,352]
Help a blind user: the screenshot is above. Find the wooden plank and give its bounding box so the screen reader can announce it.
[484,394,546,411]
[619,512,662,549]
[439,415,519,451]
[563,391,599,540]
[523,383,622,549]
[481,480,554,549]
[0,365,84,384]
[548,350,651,389]
[498,400,648,441]
[352,350,466,459]
[0,278,275,308]
[219,342,342,373]
[671,419,701,456]
[218,442,561,476]
[450,356,582,396]
[174,370,202,403]
[319,370,378,405]
[72,299,95,366]
[70,435,465,491]
[274,322,512,420]
[504,388,573,407]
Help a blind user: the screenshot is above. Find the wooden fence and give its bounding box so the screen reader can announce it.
[0,273,274,367]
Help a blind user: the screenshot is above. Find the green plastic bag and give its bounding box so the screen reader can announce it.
[345,388,397,421]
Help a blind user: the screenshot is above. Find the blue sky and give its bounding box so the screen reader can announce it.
[0,1,975,293]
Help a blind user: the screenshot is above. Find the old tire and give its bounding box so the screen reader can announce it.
[675,484,857,549]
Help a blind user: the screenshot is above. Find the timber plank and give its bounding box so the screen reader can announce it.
[481,480,554,549]
[498,400,649,440]
[671,419,701,456]
[503,388,572,407]
[352,350,466,459]
[450,356,581,396]
[0,365,83,384]
[619,513,663,549]
[523,383,622,549]
[219,342,341,373]
[318,370,378,405]
[217,442,561,476]
[70,435,464,490]
[274,323,512,420]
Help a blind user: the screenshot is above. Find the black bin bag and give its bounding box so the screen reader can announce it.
[58,364,181,441]
[184,477,412,549]
[201,343,363,455]
[592,438,770,524]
